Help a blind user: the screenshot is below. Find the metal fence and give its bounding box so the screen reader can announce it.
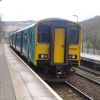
[81,43,100,55]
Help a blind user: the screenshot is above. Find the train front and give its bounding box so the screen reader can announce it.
[34,18,81,77]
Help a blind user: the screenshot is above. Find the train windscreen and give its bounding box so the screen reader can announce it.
[68,26,79,44]
[38,24,50,43]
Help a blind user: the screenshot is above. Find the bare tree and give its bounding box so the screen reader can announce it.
[90,18,99,54]
[80,16,100,55]
[83,20,93,53]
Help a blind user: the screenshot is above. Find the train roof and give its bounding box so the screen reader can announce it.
[38,18,78,24]
[13,23,36,34]
[39,18,68,21]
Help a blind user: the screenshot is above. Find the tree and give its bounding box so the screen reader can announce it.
[90,17,99,54]
[80,16,100,54]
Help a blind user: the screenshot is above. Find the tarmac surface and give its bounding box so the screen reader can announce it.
[0,44,16,100]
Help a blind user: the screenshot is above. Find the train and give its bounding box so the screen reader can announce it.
[10,18,82,77]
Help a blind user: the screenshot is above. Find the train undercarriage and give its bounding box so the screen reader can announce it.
[37,60,76,77]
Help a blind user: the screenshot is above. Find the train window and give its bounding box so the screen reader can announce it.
[17,33,20,39]
[68,26,79,44]
[38,24,50,43]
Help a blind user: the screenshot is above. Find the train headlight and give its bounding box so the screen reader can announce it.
[68,55,77,59]
[72,55,75,59]
[39,54,48,59]
[41,54,44,58]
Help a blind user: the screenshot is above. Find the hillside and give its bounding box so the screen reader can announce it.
[79,16,100,50]
[3,20,36,33]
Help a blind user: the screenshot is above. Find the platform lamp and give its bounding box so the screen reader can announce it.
[73,15,78,22]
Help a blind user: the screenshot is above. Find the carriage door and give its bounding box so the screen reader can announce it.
[54,28,65,63]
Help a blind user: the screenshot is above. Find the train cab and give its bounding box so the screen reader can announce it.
[34,18,81,76]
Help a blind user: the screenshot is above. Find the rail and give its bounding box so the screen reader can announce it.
[64,81,93,100]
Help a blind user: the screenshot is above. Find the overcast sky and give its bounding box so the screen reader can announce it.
[0,0,100,22]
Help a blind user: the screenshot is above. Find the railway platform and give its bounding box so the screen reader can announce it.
[0,43,62,100]
[81,53,100,71]
[81,53,100,64]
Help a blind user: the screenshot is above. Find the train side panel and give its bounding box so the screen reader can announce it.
[12,34,16,49]
[20,32,23,54]
[28,26,35,62]
[10,35,13,47]
[22,29,29,58]
[16,32,22,52]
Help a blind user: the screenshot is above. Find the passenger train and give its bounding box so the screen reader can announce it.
[10,18,82,77]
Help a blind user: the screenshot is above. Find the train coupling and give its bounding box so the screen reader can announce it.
[56,66,66,77]
[70,67,76,72]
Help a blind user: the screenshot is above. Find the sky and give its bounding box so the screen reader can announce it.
[0,0,100,22]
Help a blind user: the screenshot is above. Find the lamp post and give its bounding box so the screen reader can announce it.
[73,15,78,22]
[73,15,83,52]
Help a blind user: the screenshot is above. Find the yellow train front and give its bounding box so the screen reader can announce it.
[35,18,81,76]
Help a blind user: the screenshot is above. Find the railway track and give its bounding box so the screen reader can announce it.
[64,81,93,100]
[67,73,100,100]
[47,81,92,100]
[76,67,100,85]
[79,66,100,75]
